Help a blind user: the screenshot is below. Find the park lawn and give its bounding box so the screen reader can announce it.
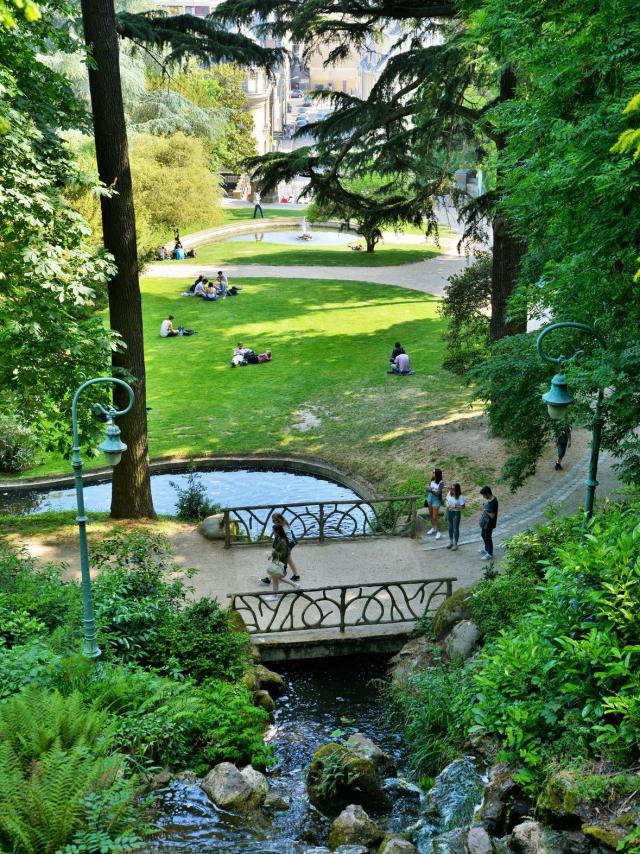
[18,276,476,491]
[181,207,309,235]
[140,277,472,490]
[175,240,440,267]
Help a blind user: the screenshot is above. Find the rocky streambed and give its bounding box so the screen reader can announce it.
[147,643,627,854]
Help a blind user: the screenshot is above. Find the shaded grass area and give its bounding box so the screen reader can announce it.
[18,277,473,489]
[176,240,440,268]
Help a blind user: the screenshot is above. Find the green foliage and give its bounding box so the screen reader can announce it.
[189,679,273,774]
[69,131,223,260]
[150,597,250,683]
[469,516,579,638]
[468,332,557,490]
[465,0,640,485]
[387,656,468,776]
[0,641,61,702]
[464,503,640,782]
[0,8,117,458]
[440,252,492,375]
[91,530,189,663]
[0,688,145,853]
[0,413,39,472]
[171,468,221,522]
[313,746,360,801]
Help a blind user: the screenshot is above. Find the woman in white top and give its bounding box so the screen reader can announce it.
[445,483,465,550]
[425,468,445,540]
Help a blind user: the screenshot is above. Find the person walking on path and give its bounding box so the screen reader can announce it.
[425,468,445,540]
[445,483,465,550]
[479,485,499,560]
[272,512,302,581]
[253,191,264,219]
[555,426,572,470]
[264,523,300,599]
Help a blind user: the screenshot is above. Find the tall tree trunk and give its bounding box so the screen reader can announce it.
[490,65,527,341]
[81,0,156,519]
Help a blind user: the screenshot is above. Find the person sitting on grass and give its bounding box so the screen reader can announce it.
[203,283,219,301]
[160,315,178,337]
[348,243,365,251]
[216,271,229,296]
[231,343,249,366]
[389,351,413,375]
[194,277,208,297]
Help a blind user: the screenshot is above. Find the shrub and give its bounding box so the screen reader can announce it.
[463,503,640,783]
[171,468,221,522]
[149,597,250,683]
[469,515,579,638]
[0,414,39,472]
[0,688,146,852]
[387,658,469,776]
[0,640,61,702]
[189,679,274,775]
[440,252,492,375]
[91,531,190,663]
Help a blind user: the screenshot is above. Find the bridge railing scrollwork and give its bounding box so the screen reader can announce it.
[222,496,419,548]
[228,577,455,635]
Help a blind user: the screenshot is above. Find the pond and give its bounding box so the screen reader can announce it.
[225,229,356,247]
[0,469,362,517]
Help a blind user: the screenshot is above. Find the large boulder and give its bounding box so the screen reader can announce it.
[345,733,395,776]
[201,762,268,812]
[443,620,481,660]
[432,587,474,639]
[510,821,550,854]
[538,769,589,821]
[581,823,627,850]
[307,743,391,815]
[377,835,418,853]
[328,805,383,851]
[467,825,494,854]
[253,689,276,714]
[389,636,436,684]
[199,513,226,540]
[478,764,519,835]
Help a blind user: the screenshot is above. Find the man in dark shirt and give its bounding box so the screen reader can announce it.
[479,485,499,560]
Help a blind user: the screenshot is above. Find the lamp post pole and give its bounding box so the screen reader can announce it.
[72,377,135,659]
[536,322,606,533]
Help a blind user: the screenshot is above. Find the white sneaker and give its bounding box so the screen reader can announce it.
[478,547,488,554]
[435,532,442,540]
[481,554,492,561]
[427,528,436,536]
[293,583,301,590]
[265,594,279,601]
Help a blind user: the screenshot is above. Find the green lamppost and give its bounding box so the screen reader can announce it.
[536,322,606,531]
[72,377,135,659]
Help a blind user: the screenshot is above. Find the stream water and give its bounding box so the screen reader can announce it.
[148,655,485,854]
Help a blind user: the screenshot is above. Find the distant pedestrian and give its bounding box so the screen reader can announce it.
[425,468,445,540]
[263,524,300,599]
[479,485,498,560]
[445,483,465,550]
[253,191,264,219]
[555,426,572,470]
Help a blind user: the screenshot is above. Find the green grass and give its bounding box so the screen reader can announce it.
[181,207,309,235]
[176,240,440,268]
[18,276,473,489]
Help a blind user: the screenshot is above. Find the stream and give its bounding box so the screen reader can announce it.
[149,655,485,853]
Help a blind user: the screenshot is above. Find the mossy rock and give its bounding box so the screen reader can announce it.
[307,742,391,816]
[254,664,286,695]
[432,587,474,640]
[253,689,276,714]
[378,833,417,853]
[228,608,249,634]
[581,823,627,849]
[538,770,581,818]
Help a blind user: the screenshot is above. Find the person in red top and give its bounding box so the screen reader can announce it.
[257,350,272,363]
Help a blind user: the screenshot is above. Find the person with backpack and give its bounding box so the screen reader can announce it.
[262,523,301,599]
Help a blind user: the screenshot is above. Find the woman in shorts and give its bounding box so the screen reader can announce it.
[425,468,445,540]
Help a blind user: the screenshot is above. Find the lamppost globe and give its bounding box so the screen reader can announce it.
[98,419,128,467]
[542,373,575,421]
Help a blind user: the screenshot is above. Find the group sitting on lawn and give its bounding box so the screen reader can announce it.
[182,271,240,299]
[388,341,414,375]
[230,342,272,367]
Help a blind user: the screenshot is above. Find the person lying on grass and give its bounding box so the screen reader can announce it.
[230,346,272,367]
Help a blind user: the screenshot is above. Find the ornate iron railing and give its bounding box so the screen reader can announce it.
[222,496,419,548]
[228,577,455,635]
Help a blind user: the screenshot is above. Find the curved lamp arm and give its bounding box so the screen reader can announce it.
[71,377,135,450]
[536,321,606,366]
